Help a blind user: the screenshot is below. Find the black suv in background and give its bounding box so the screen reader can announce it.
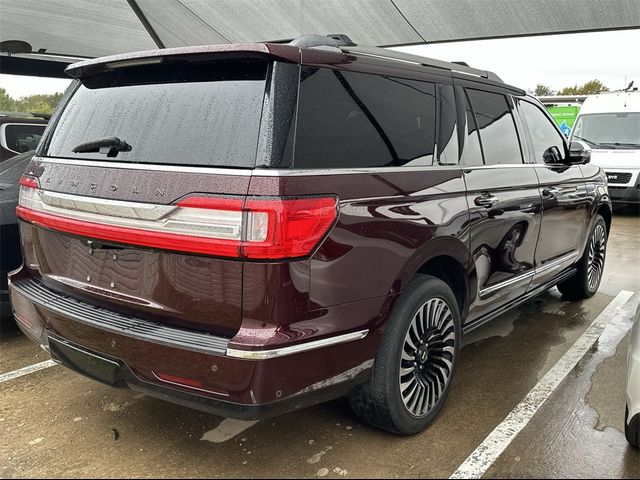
[9,35,611,434]
[0,112,48,162]
[0,150,35,325]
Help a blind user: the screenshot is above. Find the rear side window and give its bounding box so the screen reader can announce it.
[461,91,484,166]
[466,89,523,165]
[438,85,459,165]
[517,99,565,163]
[294,68,436,169]
[45,60,268,168]
[2,124,45,154]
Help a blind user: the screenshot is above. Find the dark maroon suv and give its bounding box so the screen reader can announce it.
[9,35,611,434]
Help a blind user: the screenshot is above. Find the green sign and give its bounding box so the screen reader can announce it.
[546,105,581,137]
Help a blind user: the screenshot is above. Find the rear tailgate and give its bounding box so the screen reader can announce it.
[16,52,278,338]
[19,161,250,336]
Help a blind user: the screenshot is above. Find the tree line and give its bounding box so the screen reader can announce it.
[0,87,64,115]
[0,79,614,115]
[532,79,609,97]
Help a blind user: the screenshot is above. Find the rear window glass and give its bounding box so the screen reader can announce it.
[2,124,45,154]
[45,60,268,168]
[294,67,436,169]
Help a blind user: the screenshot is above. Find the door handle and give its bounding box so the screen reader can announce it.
[542,186,560,197]
[474,192,499,208]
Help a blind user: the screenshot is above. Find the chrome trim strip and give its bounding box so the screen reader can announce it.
[535,251,579,275]
[39,190,175,220]
[34,157,254,176]
[36,157,568,177]
[23,188,243,240]
[253,166,463,176]
[479,271,535,298]
[226,330,369,360]
[478,251,579,298]
[253,164,563,176]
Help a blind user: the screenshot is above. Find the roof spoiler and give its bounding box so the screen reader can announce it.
[65,43,300,80]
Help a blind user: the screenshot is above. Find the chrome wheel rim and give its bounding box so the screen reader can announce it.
[399,298,456,418]
[587,224,606,291]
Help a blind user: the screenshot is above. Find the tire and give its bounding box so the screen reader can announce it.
[626,406,640,448]
[557,214,607,300]
[349,274,461,435]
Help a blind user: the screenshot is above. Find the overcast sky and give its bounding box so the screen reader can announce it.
[0,28,639,98]
[393,29,640,92]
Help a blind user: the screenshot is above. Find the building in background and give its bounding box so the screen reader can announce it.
[537,95,587,137]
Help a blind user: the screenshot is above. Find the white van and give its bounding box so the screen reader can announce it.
[571,90,640,206]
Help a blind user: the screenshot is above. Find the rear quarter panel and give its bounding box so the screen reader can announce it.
[247,168,470,310]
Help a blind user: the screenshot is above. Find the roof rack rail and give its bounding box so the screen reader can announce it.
[339,45,504,83]
[286,34,506,85]
[289,33,355,49]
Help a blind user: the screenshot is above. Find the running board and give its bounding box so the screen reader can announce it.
[462,268,577,335]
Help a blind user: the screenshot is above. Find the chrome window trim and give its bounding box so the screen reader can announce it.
[226,330,369,360]
[34,157,255,176]
[479,251,579,297]
[1,123,46,154]
[34,157,572,177]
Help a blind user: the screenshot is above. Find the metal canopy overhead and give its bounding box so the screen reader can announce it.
[1,0,640,77]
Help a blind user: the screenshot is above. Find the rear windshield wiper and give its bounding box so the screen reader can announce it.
[72,137,132,157]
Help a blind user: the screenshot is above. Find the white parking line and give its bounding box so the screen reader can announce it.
[0,359,58,384]
[200,418,259,443]
[450,290,636,479]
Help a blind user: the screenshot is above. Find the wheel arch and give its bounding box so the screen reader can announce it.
[395,237,470,319]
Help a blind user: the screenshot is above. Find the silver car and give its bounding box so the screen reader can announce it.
[627,302,640,448]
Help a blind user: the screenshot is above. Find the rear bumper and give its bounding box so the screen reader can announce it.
[9,271,380,418]
[44,334,366,420]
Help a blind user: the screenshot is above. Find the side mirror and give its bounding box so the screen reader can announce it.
[567,141,591,165]
[542,146,563,164]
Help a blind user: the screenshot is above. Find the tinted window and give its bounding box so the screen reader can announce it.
[466,89,522,165]
[461,90,484,166]
[3,124,45,154]
[294,68,436,169]
[438,85,459,165]
[518,100,565,163]
[46,60,267,168]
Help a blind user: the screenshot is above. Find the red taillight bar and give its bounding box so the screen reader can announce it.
[16,206,242,257]
[176,197,243,211]
[242,198,338,259]
[19,175,39,189]
[17,191,338,260]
